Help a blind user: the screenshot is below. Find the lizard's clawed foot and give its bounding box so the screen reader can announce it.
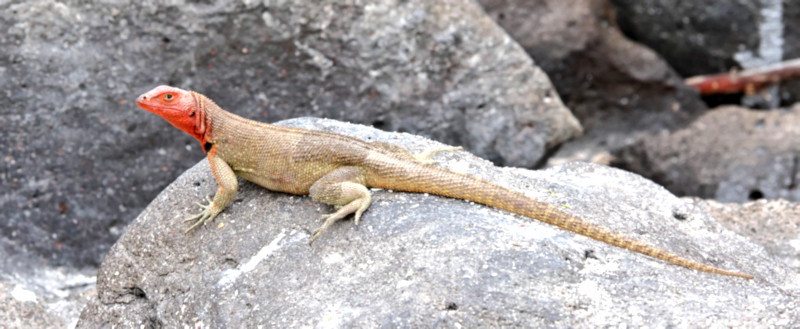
[308,201,369,245]
[308,212,341,245]
[184,195,219,232]
[308,226,326,246]
[307,167,372,245]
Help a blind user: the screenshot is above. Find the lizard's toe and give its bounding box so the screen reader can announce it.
[308,227,325,246]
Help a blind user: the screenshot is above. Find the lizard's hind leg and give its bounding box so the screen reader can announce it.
[308,166,371,244]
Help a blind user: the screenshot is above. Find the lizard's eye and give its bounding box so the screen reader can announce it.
[164,94,174,101]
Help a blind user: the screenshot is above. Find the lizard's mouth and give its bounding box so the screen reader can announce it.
[135,94,154,111]
[135,95,177,114]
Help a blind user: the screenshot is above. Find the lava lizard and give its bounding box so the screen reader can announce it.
[135,85,752,279]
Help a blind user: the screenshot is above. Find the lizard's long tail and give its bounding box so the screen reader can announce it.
[369,164,753,279]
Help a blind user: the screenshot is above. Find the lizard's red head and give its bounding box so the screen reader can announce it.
[136,85,208,145]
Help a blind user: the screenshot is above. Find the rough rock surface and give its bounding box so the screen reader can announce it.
[615,105,800,202]
[692,198,800,272]
[78,118,794,328]
[478,0,708,166]
[0,281,63,329]
[1,0,579,268]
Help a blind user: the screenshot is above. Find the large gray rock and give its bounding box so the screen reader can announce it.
[615,105,800,202]
[0,0,579,268]
[78,118,794,328]
[477,0,708,166]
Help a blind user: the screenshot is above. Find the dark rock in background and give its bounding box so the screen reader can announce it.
[478,0,708,166]
[611,0,800,106]
[615,105,800,202]
[599,0,800,201]
[782,2,800,105]
[78,118,788,328]
[487,0,800,202]
[609,0,760,76]
[1,0,579,268]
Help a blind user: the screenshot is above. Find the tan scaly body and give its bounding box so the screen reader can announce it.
[136,85,753,279]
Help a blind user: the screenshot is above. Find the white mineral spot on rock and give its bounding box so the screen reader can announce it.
[323,253,345,265]
[11,285,37,303]
[217,232,285,288]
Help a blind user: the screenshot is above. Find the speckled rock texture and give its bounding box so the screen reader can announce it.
[0,281,63,329]
[1,0,579,269]
[693,198,800,273]
[77,118,795,328]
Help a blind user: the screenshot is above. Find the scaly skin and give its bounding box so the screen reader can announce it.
[136,85,753,279]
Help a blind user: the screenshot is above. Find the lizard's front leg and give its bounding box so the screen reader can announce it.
[186,149,238,232]
[308,166,370,244]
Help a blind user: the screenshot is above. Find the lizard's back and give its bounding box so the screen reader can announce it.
[206,108,403,194]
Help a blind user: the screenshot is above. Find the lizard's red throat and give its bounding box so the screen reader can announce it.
[136,85,208,145]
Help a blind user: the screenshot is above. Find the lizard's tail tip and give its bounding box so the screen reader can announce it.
[714,269,753,280]
[732,272,754,280]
